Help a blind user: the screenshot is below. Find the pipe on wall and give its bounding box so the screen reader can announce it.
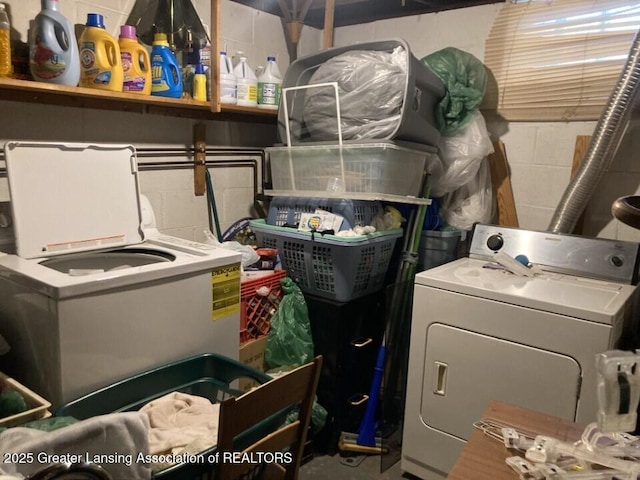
[548,29,640,234]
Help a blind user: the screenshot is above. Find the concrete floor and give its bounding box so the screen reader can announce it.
[299,454,412,480]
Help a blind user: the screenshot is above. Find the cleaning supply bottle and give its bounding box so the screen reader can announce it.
[192,63,207,101]
[118,25,150,95]
[219,51,236,105]
[150,33,182,98]
[0,3,11,78]
[200,25,212,101]
[29,0,80,86]
[180,30,196,98]
[233,56,257,107]
[257,56,282,110]
[78,13,123,91]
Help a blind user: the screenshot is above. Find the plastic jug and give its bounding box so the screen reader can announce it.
[233,56,257,107]
[79,13,123,91]
[29,0,80,86]
[150,33,183,98]
[219,51,236,105]
[257,56,282,110]
[119,25,150,95]
[0,3,11,78]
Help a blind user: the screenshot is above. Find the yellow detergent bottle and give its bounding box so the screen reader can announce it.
[118,25,150,95]
[79,13,123,91]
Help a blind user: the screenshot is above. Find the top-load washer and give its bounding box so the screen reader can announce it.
[0,141,242,408]
[402,224,640,480]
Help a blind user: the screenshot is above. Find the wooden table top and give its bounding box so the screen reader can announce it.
[448,401,586,480]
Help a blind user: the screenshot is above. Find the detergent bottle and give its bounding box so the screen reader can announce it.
[29,0,80,86]
[150,33,182,98]
[118,25,150,95]
[233,56,257,107]
[78,13,123,91]
[257,56,282,110]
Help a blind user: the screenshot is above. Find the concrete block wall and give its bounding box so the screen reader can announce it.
[322,4,640,241]
[0,0,290,243]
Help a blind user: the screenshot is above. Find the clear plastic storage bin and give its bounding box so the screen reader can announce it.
[268,142,435,199]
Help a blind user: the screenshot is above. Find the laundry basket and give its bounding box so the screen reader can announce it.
[56,353,278,480]
[250,219,402,302]
[266,197,383,231]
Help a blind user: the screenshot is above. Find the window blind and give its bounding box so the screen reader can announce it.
[483,0,640,121]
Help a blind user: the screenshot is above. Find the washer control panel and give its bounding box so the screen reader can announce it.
[469,224,640,284]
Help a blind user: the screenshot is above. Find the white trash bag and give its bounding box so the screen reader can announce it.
[440,159,495,231]
[430,110,494,198]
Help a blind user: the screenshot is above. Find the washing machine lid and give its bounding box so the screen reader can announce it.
[4,142,143,260]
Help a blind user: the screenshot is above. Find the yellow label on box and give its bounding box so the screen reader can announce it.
[211,263,241,321]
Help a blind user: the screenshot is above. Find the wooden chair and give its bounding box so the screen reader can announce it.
[216,356,323,480]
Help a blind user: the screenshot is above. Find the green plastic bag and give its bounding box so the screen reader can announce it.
[421,47,488,136]
[283,395,328,434]
[265,278,314,369]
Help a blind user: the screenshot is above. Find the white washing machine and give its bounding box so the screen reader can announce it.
[402,224,640,479]
[0,142,242,408]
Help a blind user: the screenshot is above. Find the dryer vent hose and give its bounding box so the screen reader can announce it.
[548,28,640,234]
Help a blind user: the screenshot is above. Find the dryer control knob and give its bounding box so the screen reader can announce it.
[486,234,504,251]
[611,255,624,267]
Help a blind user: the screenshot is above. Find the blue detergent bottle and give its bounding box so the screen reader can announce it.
[150,33,182,98]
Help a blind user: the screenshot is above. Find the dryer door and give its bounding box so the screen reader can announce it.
[421,323,581,440]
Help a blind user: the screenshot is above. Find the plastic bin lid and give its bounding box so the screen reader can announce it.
[4,142,144,259]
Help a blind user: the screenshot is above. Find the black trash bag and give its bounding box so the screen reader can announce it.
[265,278,314,369]
[421,47,488,136]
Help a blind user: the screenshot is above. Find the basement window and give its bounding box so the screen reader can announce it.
[483,0,640,121]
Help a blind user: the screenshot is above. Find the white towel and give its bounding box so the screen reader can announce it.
[140,391,220,456]
[0,412,151,480]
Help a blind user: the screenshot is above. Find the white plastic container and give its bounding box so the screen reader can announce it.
[219,51,236,105]
[257,56,282,110]
[233,56,257,107]
[29,0,80,86]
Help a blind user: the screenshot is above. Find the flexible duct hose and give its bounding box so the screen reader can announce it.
[548,29,640,234]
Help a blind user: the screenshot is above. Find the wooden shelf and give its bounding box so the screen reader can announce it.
[0,1,279,125]
[0,77,278,124]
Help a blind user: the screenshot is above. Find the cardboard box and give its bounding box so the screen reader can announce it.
[238,335,268,392]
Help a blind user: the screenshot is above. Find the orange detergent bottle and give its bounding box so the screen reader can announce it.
[78,13,123,91]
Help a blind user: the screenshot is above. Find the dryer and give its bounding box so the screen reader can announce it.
[401,224,640,480]
[0,142,242,408]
